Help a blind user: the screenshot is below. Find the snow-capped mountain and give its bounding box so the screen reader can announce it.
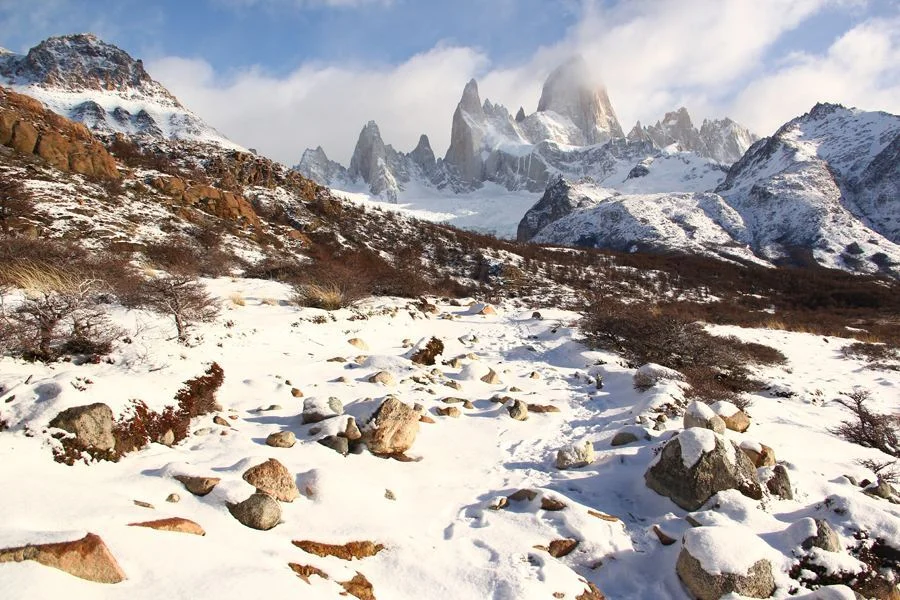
[0,34,240,149]
[295,55,754,204]
[627,107,758,165]
[520,104,900,276]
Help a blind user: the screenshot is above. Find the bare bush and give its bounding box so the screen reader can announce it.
[833,390,900,457]
[857,459,899,484]
[0,262,118,361]
[137,274,219,342]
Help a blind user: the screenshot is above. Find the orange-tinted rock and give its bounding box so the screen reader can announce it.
[127,517,205,536]
[0,532,126,584]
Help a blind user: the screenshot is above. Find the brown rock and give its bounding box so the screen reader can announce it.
[291,387,303,397]
[0,533,126,584]
[242,458,299,502]
[341,572,377,600]
[548,538,578,558]
[289,563,329,584]
[541,496,567,511]
[292,540,384,560]
[228,492,281,530]
[740,443,776,468]
[128,517,205,536]
[576,582,606,599]
[437,406,461,418]
[419,415,436,424]
[343,416,362,441]
[347,338,369,351]
[362,397,420,456]
[508,488,538,502]
[480,369,502,385]
[652,525,676,546]
[213,416,229,427]
[528,403,561,413]
[368,371,396,386]
[174,474,220,496]
[266,431,296,448]
[722,410,751,433]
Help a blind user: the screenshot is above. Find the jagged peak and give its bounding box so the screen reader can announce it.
[413,134,432,153]
[515,107,526,122]
[458,78,483,115]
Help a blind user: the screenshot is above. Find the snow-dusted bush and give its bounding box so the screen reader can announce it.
[136,274,219,342]
[833,389,900,458]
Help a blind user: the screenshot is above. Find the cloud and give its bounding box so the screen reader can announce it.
[150,44,488,164]
[150,0,900,166]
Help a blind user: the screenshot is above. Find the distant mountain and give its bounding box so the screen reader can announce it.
[0,34,239,149]
[519,103,900,277]
[295,55,755,202]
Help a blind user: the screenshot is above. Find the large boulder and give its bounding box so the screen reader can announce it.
[683,401,726,434]
[242,458,299,502]
[362,397,420,456]
[228,492,281,530]
[0,533,126,583]
[677,526,776,599]
[645,429,762,511]
[49,403,115,451]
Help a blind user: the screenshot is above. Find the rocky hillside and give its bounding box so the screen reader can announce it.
[519,104,900,277]
[0,34,238,148]
[295,56,754,202]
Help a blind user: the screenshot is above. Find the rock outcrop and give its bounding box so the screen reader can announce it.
[0,86,119,179]
[677,526,776,599]
[48,403,116,452]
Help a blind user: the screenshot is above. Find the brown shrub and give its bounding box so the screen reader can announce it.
[832,389,900,457]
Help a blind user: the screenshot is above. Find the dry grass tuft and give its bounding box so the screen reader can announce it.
[293,283,347,311]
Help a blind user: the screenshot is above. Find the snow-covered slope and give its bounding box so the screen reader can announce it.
[521,104,900,276]
[0,34,240,149]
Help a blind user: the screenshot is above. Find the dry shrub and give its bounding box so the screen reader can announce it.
[136,274,219,342]
[0,261,119,361]
[841,342,898,366]
[411,337,444,366]
[293,283,347,311]
[175,362,225,418]
[228,292,246,307]
[0,177,35,235]
[582,300,784,404]
[832,389,900,457]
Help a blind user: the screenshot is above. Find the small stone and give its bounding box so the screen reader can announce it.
[291,388,303,397]
[213,416,229,427]
[528,403,561,413]
[193,427,213,436]
[462,400,475,409]
[133,500,154,509]
[228,492,281,530]
[531,311,543,320]
[508,489,538,502]
[507,400,529,421]
[318,435,349,456]
[555,441,595,470]
[419,415,435,424]
[610,431,639,447]
[266,431,297,448]
[347,338,369,351]
[540,496,567,511]
[302,396,342,424]
[766,464,793,500]
[653,525,677,546]
[343,417,362,441]
[529,371,541,379]
[487,496,508,510]
[385,489,396,500]
[547,538,578,558]
[327,356,346,363]
[481,369,502,385]
[174,475,220,496]
[166,493,180,503]
[159,429,175,447]
[368,371,396,386]
[509,386,522,392]
[442,397,466,404]
[491,395,511,404]
[445,380,462,391]
[401,339,413,348]
[740,442,776,467]
[437,406,461,418]
[803,519,842,553]
[309,426,322,436]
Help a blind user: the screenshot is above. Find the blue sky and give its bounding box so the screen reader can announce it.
[2,0,899,164]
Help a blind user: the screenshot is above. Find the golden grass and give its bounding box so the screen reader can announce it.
[294,283,346,311]
[228,292,246,307]
[0,262,85,295]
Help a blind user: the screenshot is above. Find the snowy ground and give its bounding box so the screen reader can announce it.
[333,182,541,238]
[0,279,898,599]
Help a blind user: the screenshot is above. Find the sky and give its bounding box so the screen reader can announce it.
[2,0,899,165]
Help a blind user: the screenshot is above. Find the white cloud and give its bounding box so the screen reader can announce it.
[150,0,900,166]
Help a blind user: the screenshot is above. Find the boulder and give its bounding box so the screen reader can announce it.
[611,431,639,446]
[48,403,115,451]
[242,458,300,502]
[644,429,762,511]
[342,417,362,441]
[683,401,726,434]
[677,526,776,599]
[266,431,296,448]
[437,406,461,418]
[228,492,281,531]
[555,441,595,469]
[0,533,126,583]
[480,368,502,385]
[802,519,842,553]
[507,400,529,421]
[362,397,420,456]
[710,401,751,432]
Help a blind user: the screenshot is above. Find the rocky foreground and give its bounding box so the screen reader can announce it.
[0,278,898,599]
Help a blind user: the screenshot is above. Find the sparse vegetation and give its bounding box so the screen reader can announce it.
[833,389,900,457]
[0,177,34,235]
[135,274,219,342]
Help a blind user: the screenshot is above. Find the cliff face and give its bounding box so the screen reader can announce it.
[0,86,118,180]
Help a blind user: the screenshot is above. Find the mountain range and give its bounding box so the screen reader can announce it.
[295,56,755,201]
[2,34,898,278]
